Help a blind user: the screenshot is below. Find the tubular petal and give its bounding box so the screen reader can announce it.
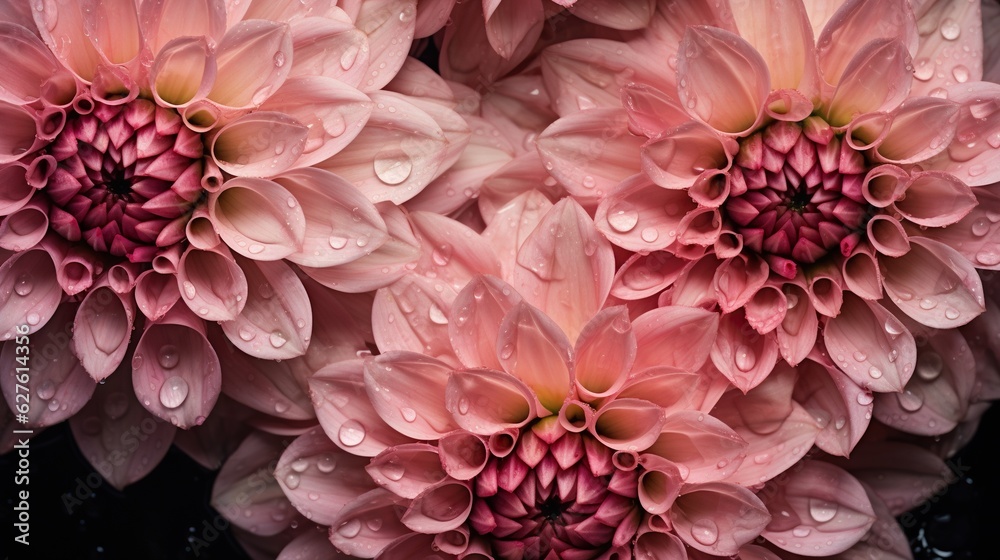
[710,310,780,393]
[646,411,748,483]
[483,0,543,60]
[792,359,871,457]
[329,488,412,558]
[642,122,735,189]
[815,0,917,87]
[893,171,976,227]
[139,0,227,57]
[208,177,306,260]
[211,112,309,178]
[730,0,817,93]
[80,0,141,65]
[876,97,958,163]
[590,398,665,452]
[176,245,248,321]
[134,270,180,320]
[366,443,448,499]
[573,306,636,400]
[401,480,473,533]
[150,37,216,108]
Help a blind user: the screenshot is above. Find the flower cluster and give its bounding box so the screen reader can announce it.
[3,0,1000,559]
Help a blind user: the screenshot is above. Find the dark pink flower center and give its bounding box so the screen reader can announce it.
[723,119,871,267]
[468,429,639,559]
[42,98,205,262]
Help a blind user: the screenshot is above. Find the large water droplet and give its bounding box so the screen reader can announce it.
[735,345,756,372]
[952,65,970,83]
[337,518,362,538]
[912,58,934,81]
[290,458,309,473]
[340,44,360,70]
[976,247,1000,266]
[607,202,639,233]
[284,473,300,490]
[382,461,405,481]
[428,304,448,325]
[269,331,287,348]
[400,407,417,422]
[329,235,348,249]
[884,317,904,337]
[857,391,874,406]
[972,218,990,237]
[373,153,413,185]
[940,18,960,40]
[809,499,838,523]
[159,376,189,409]
[14,274,33,296]
[182,281,197,299]
[272,51,285,67]
[36,380,55,400]
[457,397,470,415]
[916,352,943,381]
[317,455,337,473]
[640,227,659,243]
[691,519,719,546]
[868,366,883,379]
[338,420,366,447]
[897,389,924,412]
[158,345,180,369]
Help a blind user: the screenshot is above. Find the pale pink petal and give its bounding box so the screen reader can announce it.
[713,254,769,313]
[807,265,844,317]
[172,396,251,470]
[275,428,375,525]
[132,307,221,428]
[80,0,141,65]
[287,16,370,88]
[72,285,134,381]
[353,0,416,92]
[541,40,661,116]
[0,102,42,164]
[414,0,455,37]
[535,108,645,203]
[329,489,411,557]
[372,274,458,366]
[645,411,748,483]
[832,484,913,560]
[318,91,449,205]
[383,57,455,106]
[496,302,573,413]
[570,0,655,29]
[298,203,420,293]
[875,97,958,163]
[826,39,913,126]
[921,83,1000,186]
[573,307,636,400]
[744,285,787,334]
[439,431,489,480]
[0,198,48,251]
[212,432,295,536]
[842,244,883,301]
[760,460,875,556]
[438,0,534,89]
[710,310,780,393]
[633,529,688,560]
[894,170,976,227]
[295,280,372,373]
[814,0,917,87]
[221,257,312,359]
[509,198,614,343]
[33,0,103,80]
[310,360,412,457]
[260,76,373,169]
[617,367,720,416]
[776,283,818,366]
[243,0,343,22]
[922,185,1000,269]
[150,37,216,108]
[0,248,61,338]
[446,368,536,435]
[676,26,769,135]
[635,455,682,514]
[0,22,74,105]
[866,214,910,257]
[0,303,93,428]
[401,480,473,533]
[824,294,916,392]
[448,275,523,370]
[176,245,248,321]
[208,177,306,260]
[207,20,293,108]
[632,306,719,372]
[139,0,227,57]
[908,0,983,96]
[670,482,770,556]
[364,352,458,440]
[590,398,665,452]
[610,251,687,301]
[641,122,736,189]
[408,210,502,296]
[841,440,953,516]
[620,82,690,138]
[134,270,180,320]
[367,443,448,499]
[483,0,543,59]
[792,359,871,457]
[481,190,554,279]
[595,174,696,253]
[69,370,176,489]
[211,112,309,178]
[730,0,818,93]
[882,237,984,328]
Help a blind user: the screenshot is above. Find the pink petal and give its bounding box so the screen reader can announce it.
[401,480,473,533]
[641,122,735,189]
[573,306,636,400]
[745,285,787,334]
[590,398,665,452]
[212,432,295,536]
[483,0,543,59]
[366,443,448,499]
[220,257,312,360]
[207,19,293,108]
[711,310,780,393]
[776,283,818,366]
[645,411,748,483]
[922,184,1000,268]
[438,0,535,90]
[920,82,1000,186]
[310,360,412,457]
[535,108,644,203]
[79,0,141,64]
[0,303,94,428]
[730,0,818,93]
[0,22,72,105]
[826,39,913,126]
[134,269,180,320]
[610,251,687,301]
[275,428,375,525]
[894,170,976,227]
[866,214,910,257]
[364,351,458,440]
[211,111,309,178]
[617,367,721,416]
[0,102,42,164]
[807,265,844,317]
[176,245,248,321]
[0,198,49,251]
[287,16,370,88]
[171,396,250,469]
[139,0,227,57]
[372,274,458,366]
[620,82,690,138]
[632,306,719,372]
[446,368,536,435]
[0,248,61,338]
[713,254,769,313]
[792,359,871,457]
[496,302,573,413]
[72,286,134,381]
[277,529,350,560]
[150,37,216,107]
[670,482,770,556]
[448,275,522,369]
[481,190,554,279]
[633,529,688,560]
[509,198,614,343]
[413,0,455,37]
[569,0,655,29]
[875,97,959,163]
[636,455,682,514]
[328,488,411,557]
[760,460,876,556]
[814,0,917,87]
[353,0,416,92]
[0,164,36,215]
[676,26,770,135]
[409,210,502,296]
[908,0,983,97]
[439,431,489,480]
[207,177,306,260]
[595,174,696,252]
[295,278,372,371]
[259,76,374,169]
[841,245,883,300]
[33,0,103,80]
[824,295,916,392]
[69,370,176,489]
[132,307,221,428]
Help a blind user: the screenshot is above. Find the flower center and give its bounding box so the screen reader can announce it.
[43,98,205,262]
[469,428,639,559]
[723,119,871,268]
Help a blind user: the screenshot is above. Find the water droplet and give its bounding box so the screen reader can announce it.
[499,343,514,360]
[972,218,990,237]
[269,331,287,348]
[238,327,256,341]
[919,298,937,310]
[582,175,596,189]
[428,304,448,325]
[104,392,129,419]
[977,247,1000,265]
[26,313,40,326]
[884,318,904,337]
[36,380,55,400]
[273,51,285,67]
[291,458,309,473]
[944,307,960,320]
[852,351,867,362]
[834,416,847,430]
[457,397,470,415]
[952,65,970,83]
[382,461,405,481]
[338,420,366,447]
[317,455,337,473]
[337,518,362,538]
[275,402,289,414]
[691,519,719,546]
[400,407,417,422]
[247,243,265,254]
[340,44,360,70]
[182,281,197,299]
[898,389,924,412]
[916,352,944,381]
[857,392,874,406]
[753,453,770,465]
[373,153,413,185]
[735,345,756,372]
[940,18,960,40]
[640,227,659,243]
[48,400,59,412]
[159,376,189,409]
[868,366,883,379]
[329,235,349,249]
[158,345,179,369]
[607,202,639,233]
[366,518,383,531]
[284,473,300,490]
[809,499,838,523]
[14,274,33,296]
[913,58,934,81]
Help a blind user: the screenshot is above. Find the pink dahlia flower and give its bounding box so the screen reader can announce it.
[0,0,469,486]
[533,0,1000,397]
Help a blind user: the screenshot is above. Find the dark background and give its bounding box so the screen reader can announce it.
[2,404,999,560]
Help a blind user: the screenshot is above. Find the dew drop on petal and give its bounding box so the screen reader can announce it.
[735,345,756,372]
[373,153,413,185]
[36,380,55,400]
[952,65,970,83]
[317,455,337,473]
[944,307,960,320]
[273,51,286,67]
[457,397,470,415]
[898,389,924,412]
[640,227,659,243]
[183,281,197,299]
[976,247,1000,265]
[159,376,189,409]
[940,18,960,40]
[26,313,40,326]
[400,407,417,422]
[340,45,360,70]
[913,58,934,81]
[607,202,639,233]
[852,351,867,362]
[809,499,838,523]
[792,527,812,538]
[275,401,289,414]
[972,218,990,237]
[857,391,874,406]
[239,327,256,341]
[366,518,383,531]
[158,345,180,369]
[691,519,719,546]
[269,331,287,348]
[14,274,33,296]
[428,304,448,325]
[338,420,366,447]
[916,352,944,381]
[382,462,405,481]
[868,366,882,379]
[337,519,362,538]
[834,416,847,430]
[284,473,300,490]
[329,235,348,249]
[291,458,309,473]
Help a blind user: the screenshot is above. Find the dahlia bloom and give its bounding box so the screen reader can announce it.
[0,0,469,486]
[534,0,999,398]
